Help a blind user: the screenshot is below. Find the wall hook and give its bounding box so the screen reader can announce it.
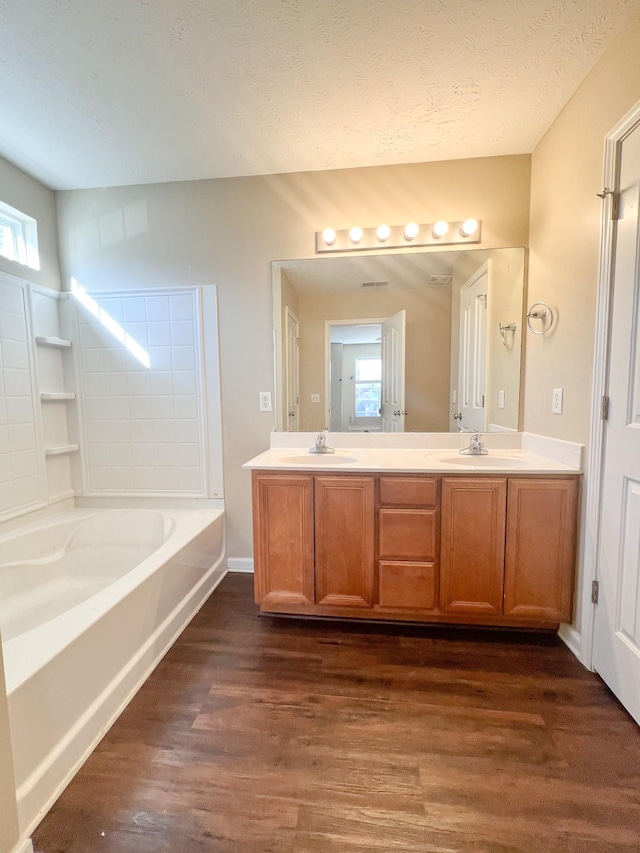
[526,302,555,335]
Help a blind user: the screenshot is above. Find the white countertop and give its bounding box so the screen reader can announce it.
[243,446,581,474]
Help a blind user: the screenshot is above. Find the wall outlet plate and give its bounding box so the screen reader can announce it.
[259,391,272,412]
[552,388,563,414]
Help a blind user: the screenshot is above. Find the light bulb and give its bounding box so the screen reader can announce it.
[322,228,336,246]
[349,226,363,244]
[432,220,449,238]
[404,222,419,241]
[460,218,479,237]
[376,224,391,242]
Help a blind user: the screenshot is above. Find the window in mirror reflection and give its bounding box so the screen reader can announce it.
[355,357,382,418]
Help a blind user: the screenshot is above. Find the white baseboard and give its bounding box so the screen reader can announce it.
[13,839,34,853]
[558,622,583,665]
[227,558,254,573]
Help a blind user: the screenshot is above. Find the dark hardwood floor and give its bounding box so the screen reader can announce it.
[32,574,640,852]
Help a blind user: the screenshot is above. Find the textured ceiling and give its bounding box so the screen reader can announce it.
[277,250,460,295]
[0,0,637,190]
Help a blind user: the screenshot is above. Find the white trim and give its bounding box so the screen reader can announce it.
[227,557,254,573]
[558,623,582,661]
[12,839,34,853]
[583,99,640,670]
[324,317,386,430]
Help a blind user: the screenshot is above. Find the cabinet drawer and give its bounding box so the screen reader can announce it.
[379,476,437,507]
[379,508,436,560]
[379,561,437,610]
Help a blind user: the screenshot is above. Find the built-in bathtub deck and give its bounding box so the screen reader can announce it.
[1,506,226,838]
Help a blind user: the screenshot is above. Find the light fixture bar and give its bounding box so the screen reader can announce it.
[316,219,481,253]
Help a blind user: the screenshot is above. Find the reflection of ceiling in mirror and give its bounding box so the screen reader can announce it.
[275,252,462,296]
[330,324,381,345]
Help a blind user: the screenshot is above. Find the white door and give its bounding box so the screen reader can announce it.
[285,308,299,431]
[381,310,406,432]
[594,120,640,724]
[458,265,488,433]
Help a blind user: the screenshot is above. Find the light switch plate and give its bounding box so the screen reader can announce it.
[311,393,320,403]
[552,388,563,414]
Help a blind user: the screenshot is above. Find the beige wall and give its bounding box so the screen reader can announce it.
[526,10,640,636]
[297,286,451,432]
[525,10,640,442]
[0,154,61,291]
[56,154,531,558]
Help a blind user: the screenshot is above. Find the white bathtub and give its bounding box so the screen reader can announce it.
[0,506,226,837]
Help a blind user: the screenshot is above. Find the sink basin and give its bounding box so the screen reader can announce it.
[278,454,359,465]
[435,454,523,468]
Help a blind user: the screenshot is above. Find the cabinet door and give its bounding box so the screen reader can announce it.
[504,478,578,621]
[252,472,315,606]
[440,477,506,616]
[315,475,375,608]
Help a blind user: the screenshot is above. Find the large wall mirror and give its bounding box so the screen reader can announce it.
[272,247,525,434]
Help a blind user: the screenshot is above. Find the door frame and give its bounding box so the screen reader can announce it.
[284,307,300,431]
[323,317,385,430]
[581,98,640,670]
[457,261,489,433]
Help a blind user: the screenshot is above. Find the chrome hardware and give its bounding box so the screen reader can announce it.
[459,433,488,456]
[309,430,335,454]
[499,322,517,346]
[453,413,462,421]
[393,410,408,417]
[526,302,555,335]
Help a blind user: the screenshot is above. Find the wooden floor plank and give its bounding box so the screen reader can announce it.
[32,574,640,853]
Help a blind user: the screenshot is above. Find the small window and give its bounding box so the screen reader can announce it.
[0,200,39,270]
[355,357,381,418]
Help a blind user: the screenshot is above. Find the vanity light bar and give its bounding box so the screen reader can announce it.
[315,219,481,253]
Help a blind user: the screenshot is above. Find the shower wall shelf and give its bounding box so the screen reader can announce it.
[35,335,73,348]
[41,392,77,401]
[45,443,80,457]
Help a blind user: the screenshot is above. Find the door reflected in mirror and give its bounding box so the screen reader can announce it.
[272,247,525,433]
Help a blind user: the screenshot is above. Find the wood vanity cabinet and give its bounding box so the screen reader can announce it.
[252,472,315,607]
[377,476,439,612]
[440,477,506,617]
[252,471,375,610]
[314,475,375,608]
[252,469,579,629]
[440,475,578,623]
[503,478,578,621]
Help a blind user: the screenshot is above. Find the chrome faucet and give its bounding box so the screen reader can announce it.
[310,430,335,454]
[459,433,488,456]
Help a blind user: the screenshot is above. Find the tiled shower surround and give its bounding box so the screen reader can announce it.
[76,287,207,495]
[0,277,218,522]
[0,279,42,515]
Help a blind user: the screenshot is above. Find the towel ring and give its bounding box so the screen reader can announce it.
[526,302,555,335]
[499,322,517,346]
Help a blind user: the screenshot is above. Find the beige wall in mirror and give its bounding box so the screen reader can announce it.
[273,247,525,433]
